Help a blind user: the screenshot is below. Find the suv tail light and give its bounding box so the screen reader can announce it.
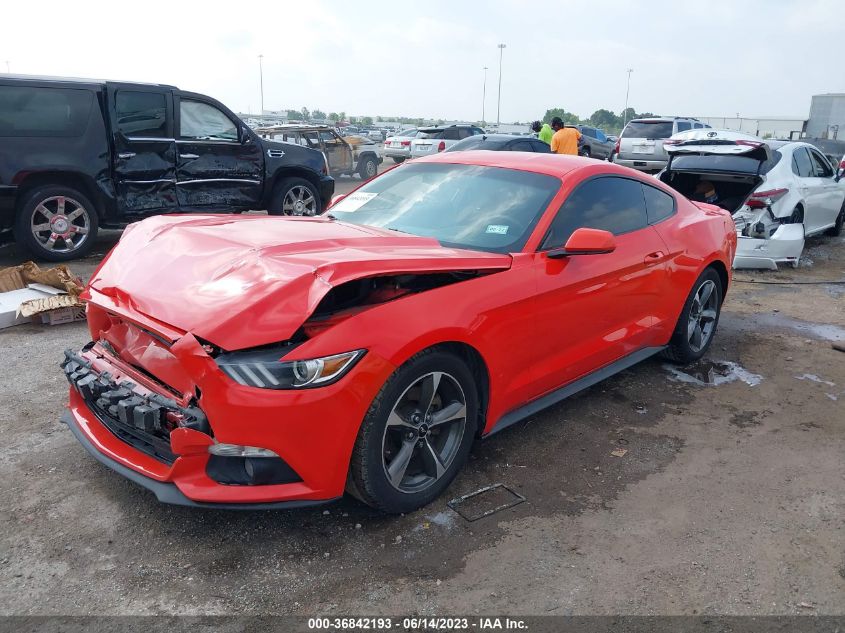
[437,141,446,152]
[840,159,845,170]
[747,188,788,209]
[614,138,620,154]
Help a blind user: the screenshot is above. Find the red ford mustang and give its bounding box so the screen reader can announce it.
[61,152,736,513]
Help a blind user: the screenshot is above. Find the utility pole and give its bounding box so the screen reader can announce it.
[623,68,633,126]
[482,66,488,125]
[496,44,506,127]
[258,54,265,116]
[4,61,10,73]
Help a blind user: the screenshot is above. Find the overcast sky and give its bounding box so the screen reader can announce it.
[2,0,842,122]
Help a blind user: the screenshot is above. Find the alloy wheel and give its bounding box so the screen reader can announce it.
[282,185,317,215]
[381,371,467,494]
[30,196,91,254]
[687,280,718,353]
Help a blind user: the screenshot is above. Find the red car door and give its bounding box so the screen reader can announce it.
[528,175,671,398]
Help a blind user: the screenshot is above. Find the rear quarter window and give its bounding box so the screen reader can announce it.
[623,121,673,139]
[0,86,93,137]
[642,183,676,224]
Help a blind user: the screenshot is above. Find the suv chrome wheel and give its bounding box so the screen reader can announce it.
[30,195,91,254]
[283,185,317,215]
[381,371,467,494]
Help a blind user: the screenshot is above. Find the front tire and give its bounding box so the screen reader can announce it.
[580,147,591,159]
[348,349,478,513]
[13,185,99,262]
[662,268,723,364]
[268,178,320,216]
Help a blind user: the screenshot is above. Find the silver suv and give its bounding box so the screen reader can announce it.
[409,125,485,158]
[615,117,710,172]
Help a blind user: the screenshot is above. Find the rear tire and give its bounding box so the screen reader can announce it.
[661,268,723,365]
[825,202,844,236]
[392,157,405,164]
[267,178,320,216]
[787,205,804,224]
[13,185,99,262]
[348,349,478,514]
[358,156,378,180]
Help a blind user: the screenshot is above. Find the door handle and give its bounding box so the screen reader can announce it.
[118,152,136,159]
[644,251,665,265]
[180,153,200,160]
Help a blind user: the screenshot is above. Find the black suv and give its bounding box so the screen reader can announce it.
[0,75,335,260]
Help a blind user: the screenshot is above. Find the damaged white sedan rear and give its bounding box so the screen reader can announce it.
[660,130,845,269]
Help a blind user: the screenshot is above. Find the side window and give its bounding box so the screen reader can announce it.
[300,131,320,149]
[542,176,648,248]
[442,128,462,141]
[0,86,94,138]
[642,183,676,224]
[675,121,692,132]
[693,123,703,129]
[530,139,551,153]
[808,150,833,178]
[472,127,485,135]
[116,91,167,137]
[512,140,535,152]
[791,147,814,178]
[179,100,237,141]
[582,127,595,138]
[595,129,607,142]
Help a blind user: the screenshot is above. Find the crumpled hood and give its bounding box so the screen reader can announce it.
[86,214,512,350]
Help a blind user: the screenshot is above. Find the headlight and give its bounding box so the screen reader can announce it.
[215,346,365,389]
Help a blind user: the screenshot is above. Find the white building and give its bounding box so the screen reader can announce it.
[805,94,845,140]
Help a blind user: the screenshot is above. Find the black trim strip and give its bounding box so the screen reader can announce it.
[61,412,338,510]
[487,346,665,436]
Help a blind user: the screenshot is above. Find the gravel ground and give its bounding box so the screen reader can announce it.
[0,206,843,616]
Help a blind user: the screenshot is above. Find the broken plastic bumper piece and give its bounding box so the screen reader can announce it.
[732,223,804,270]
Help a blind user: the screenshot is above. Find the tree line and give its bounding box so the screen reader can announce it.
[540,107,655,134]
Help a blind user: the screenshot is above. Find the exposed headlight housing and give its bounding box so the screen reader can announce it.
[214,346,365,389]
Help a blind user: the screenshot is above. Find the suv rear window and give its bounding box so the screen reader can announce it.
[0,86,93,137]
[623,121,673,139]
[419,129,444,138]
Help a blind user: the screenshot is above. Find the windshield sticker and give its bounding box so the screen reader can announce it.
[486,225,509,235]
[332,192,378,212]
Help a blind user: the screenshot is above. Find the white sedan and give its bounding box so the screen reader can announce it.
[660,130,845,269]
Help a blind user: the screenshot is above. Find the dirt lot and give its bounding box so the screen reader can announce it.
[0,196,843,616]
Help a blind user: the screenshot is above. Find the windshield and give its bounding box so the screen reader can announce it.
[327,163,560,253]
[624,121,673,139]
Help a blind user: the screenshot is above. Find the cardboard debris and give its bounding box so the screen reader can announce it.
[0,261,85,328]
[610,448,628,458]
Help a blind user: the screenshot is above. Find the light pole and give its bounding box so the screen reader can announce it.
[4,61,9,73]
[258,54,265,116]
[623,68,633,126]
[496,44,506,127]
[482,66,488,125]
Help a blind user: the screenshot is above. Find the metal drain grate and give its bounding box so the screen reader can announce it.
[447,483,526,521]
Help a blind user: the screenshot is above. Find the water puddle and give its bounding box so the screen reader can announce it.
[795,373,836,387]
[664,360,762,387]
[751,313,845,342]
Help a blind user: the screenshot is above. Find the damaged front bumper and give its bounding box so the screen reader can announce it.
[733,223,805,270]
[60,337,394,508]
